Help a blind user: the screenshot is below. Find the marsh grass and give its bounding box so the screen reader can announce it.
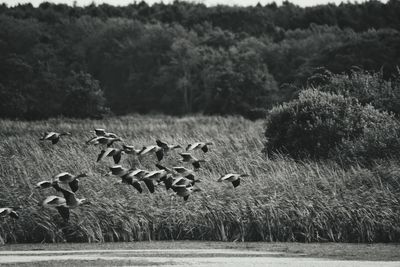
[0,115,399,243]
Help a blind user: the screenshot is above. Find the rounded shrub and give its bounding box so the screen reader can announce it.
[264,89,400,164]
[311,69,400,116]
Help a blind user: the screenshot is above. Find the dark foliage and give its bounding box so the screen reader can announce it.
[0,1,400,119]
[312,69,400,116]
[264,88,400,165]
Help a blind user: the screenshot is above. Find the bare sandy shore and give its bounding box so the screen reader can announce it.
[0,248,399,266]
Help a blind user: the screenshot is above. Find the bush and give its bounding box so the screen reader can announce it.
[310,69,400,116]
[336,105,400,165]
[264,89,400,164]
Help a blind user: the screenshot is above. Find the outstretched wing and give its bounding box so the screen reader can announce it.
[179,153,192,161]
[162,176,174,190]
[97,149,106,162]
[97,148,115,162]
[173,167,186,173]
[86,136,98,145]
[9,211,19,219]
[56,206,70,222]
[36,180,53,189]
[68,179,79,193]
[113,152,122,164]
[44,196,66,206]
[142,179,155,193]
[139,146,155,155]
[186,174,195,181]
[55,172,72,182]
[53,183,78,207]
[44,132,56,140]
[232,179,240,188]
[192,161,201,169]
[131,181,143,193]
[51,136,60,144]
[156,140,168,150]
[156,163,171,172]
[172,177,190,187]
[156,150,164,161]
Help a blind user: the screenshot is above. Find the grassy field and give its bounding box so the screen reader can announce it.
[0,115,400,243]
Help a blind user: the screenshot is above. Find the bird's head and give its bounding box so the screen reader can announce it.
[122,144,133,150]
[190,187,202,193]
[94,129,106,136]
[77,173,88,178]
[79,198,91,206]
[35,181,52,189]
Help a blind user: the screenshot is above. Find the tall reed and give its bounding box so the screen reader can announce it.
[0,115,399,243]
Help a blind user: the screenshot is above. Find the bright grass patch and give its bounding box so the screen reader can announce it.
[0,115,399,243]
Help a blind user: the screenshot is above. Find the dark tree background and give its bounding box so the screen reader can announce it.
[0,0,399,119]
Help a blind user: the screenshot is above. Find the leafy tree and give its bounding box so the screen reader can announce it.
[62,71,107,118]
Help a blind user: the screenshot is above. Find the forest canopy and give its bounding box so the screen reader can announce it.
[0,0,399,119]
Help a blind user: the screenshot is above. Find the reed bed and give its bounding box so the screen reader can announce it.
[0,115,399,243]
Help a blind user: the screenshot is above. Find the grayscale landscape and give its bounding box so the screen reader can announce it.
[0,0,399,266]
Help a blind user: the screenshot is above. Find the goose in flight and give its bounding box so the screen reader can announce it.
[40,132,71,144]
[86,136,122,147]
[53,172,87,192]
[0,207,20,219]
[143,170,168,181]
[186,142,213,153]
[179,153,206,169]
[173,184,201,201]
[111,167,149,193]
[109,165,133,177]
[40,195,69,222]
[126,169,153,193]
[128,169,150,179]
[141,170,168,193]
[119,171,145,193]
[172,166,196,181]
[52,182,90,209]
[42,182,90,222]
[156,140,182,152]
[122,145,142,155]
[109,166,150,192]
[159,174,175,190]
[155,164,174,174]
[35,180,53,189]
[156,164,196,181]
[172,176,196,188]
[97,147,124,164]
[93,128,118,138]
[138,146,164,161]
[218,173,249,188]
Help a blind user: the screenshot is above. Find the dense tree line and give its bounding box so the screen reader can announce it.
[0,0,400,119]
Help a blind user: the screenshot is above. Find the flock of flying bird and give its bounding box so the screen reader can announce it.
[0,128,249,222]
